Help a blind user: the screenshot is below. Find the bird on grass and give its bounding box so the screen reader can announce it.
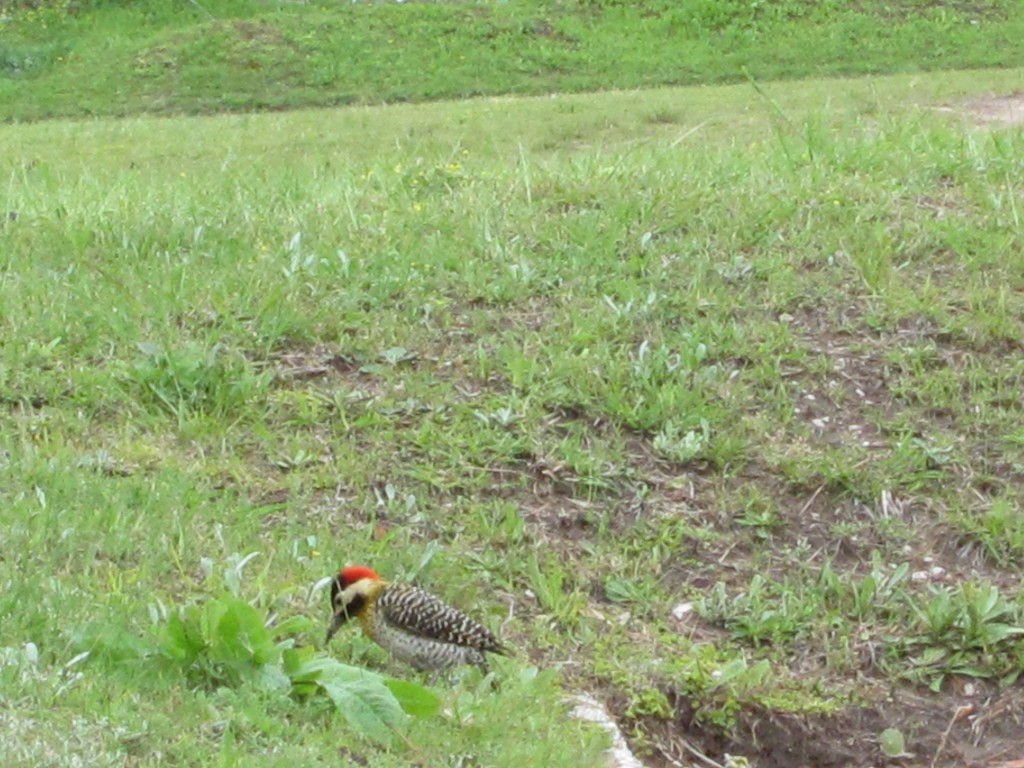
[325,565,508,673]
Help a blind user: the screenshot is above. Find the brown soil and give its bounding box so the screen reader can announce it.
[631,683,1024,768]
[960,92,1024,128]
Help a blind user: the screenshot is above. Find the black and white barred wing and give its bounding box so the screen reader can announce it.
[377,583,507,655]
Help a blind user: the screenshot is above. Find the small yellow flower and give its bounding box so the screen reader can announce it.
[413,203,423,212]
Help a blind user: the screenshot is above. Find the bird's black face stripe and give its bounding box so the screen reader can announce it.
[344,593,366,617]
[326,592,368,643]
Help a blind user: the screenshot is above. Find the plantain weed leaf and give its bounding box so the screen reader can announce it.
[384,679,441,718]
[272,615,315,638]
[161,613,204,663]
[282,646,316,677]
[316,665,407,743]
[210,597,279,666]
[209,601,251,663]
[982,622,1024,645]
[253,663,292,693]
[286,656,364,685]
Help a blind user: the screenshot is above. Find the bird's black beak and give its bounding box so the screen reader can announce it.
[325,574,347,643]
[325,608,350,643]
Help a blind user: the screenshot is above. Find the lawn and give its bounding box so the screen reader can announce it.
[3,60,1024,766]
[1,0,1023,121]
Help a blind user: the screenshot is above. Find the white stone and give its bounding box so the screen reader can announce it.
[671,602,694,620]
[569,694,646,768]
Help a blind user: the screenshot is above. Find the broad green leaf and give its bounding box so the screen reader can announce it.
[982,623,1024,645]
[161,614,203,662]
[210,602,250,663]
[978,585,1001,617]
[200,599,228,646]
[272,615,315,637]
[253,663,292,692]
[318,672,407,743]
[210,598,279,666]
[910,647,946,666]
[713,658,748,685]
[1001,668,1022,686]
[950,665,992,679]
[288,656,386,685]
[384,679,442,718]
[282,646,316,677]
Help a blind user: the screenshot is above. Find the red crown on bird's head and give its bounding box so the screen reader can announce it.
[338,565,380,589]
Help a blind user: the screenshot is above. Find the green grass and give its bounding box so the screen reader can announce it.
[3,68,1024,765]
[2,0,1024,121]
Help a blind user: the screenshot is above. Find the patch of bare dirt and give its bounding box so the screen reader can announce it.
[618,683,1024,768]
[270,346,361,383]
[958,92,1024,128]
[267,344,404,405]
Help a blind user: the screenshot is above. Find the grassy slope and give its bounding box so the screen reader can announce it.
[3,68,1024,765]
[1,0,1023,121]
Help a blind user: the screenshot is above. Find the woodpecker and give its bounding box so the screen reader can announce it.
[325,565,507,673]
